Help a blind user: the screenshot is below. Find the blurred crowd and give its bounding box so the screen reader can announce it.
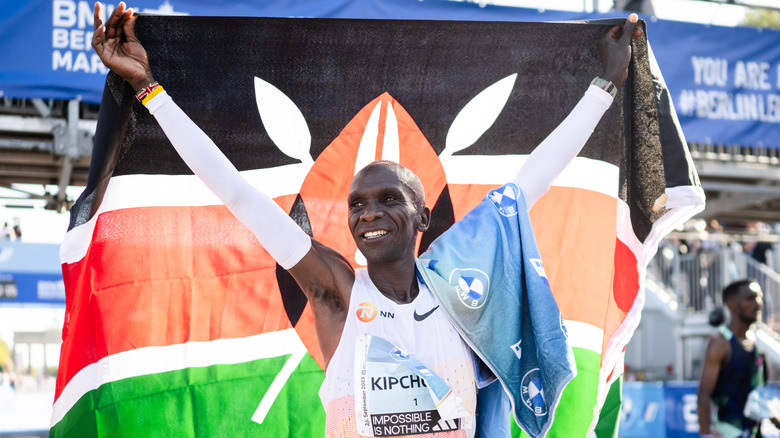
[655,219,779,313]
[0,218,21,241]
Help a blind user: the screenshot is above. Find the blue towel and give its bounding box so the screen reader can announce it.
[416,183,576,438]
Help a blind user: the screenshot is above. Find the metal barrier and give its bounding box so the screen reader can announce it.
[648,243,780,326]
[742,253,780,327]
[690,142,780,165]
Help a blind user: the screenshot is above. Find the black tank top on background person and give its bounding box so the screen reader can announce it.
[712,327,760,432]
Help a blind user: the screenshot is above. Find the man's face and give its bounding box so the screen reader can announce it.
[347,163,429,264]
[731,282,763,324]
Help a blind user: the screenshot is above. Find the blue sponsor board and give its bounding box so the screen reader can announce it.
[0,241,64,306]
[663,381,699,438]
[620,382,780,437]
[0,271,65,306]
[650,20,780,148]
[620,382,665,438]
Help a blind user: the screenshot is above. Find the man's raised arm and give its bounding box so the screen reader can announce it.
[93,2,357,362]
[515,15,641,208]
[92,2,314,270]
[697,334,728,438]
[94,0,362,309]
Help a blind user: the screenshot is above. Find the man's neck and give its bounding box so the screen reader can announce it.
[728,320,752,340]
[366,257,419,304]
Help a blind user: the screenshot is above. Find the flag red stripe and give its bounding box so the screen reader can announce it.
[533,187,639,357]
[532,187,619,333]
[56,205,297,401]
[611,237,641,314]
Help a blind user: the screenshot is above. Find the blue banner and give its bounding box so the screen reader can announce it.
[0,241,64,306]
[663,381,699,438]
[619,382,780,437]
[0,0,585,104]
[0,272,65,306]
[620,382,666,438]
[650,20,780,148]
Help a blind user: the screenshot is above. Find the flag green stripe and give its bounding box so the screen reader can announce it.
[594,375,623,438]
[513,347,601,437]
[51,354,325,437]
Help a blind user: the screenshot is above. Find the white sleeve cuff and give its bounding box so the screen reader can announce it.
[585,84,615,109]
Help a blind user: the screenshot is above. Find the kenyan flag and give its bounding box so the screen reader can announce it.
[53,16,703,437]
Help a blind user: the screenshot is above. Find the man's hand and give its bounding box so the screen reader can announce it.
[92,1,155,91]
[597,14,642,89]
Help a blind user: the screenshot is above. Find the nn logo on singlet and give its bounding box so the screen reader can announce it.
[356,302,395,322]
[357,302,377,322]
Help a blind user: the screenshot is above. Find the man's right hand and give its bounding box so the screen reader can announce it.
[597,14,642,89]
[92,1,155,91]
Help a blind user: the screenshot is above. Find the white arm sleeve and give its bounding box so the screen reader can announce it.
[514,85,614,209]
[145,90,311,269]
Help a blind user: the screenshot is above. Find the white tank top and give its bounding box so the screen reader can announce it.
[320,268,476,437]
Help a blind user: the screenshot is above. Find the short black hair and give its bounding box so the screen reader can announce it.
[354,161,426,208]
[722,279,758,304]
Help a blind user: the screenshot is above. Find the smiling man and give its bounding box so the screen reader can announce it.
[347,162,429,303]
[92,2,639,437]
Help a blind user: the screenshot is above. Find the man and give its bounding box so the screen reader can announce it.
[698,279,766,438]
[92,2,640,436]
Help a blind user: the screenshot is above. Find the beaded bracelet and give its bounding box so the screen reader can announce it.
[135,82,163,105]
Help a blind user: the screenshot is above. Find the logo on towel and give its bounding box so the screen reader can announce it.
[510,339,522,360]
[521,368,548,416]
[528,258,548,279]
[487,185,518,217]
[449,268,490,309]
[357,302,378,322]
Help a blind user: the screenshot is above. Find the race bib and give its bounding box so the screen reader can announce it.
[354,334,471,437]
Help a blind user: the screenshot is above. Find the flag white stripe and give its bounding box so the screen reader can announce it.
[61,156,617,265]
[563,320,603,354]
[60,163,310,264]
[252,346,307,424]
[441,155,618,198]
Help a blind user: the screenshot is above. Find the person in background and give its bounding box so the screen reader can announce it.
[698,279,772,438]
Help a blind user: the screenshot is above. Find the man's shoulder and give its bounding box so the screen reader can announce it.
[708,330,730,345]
[706,331,732,358]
